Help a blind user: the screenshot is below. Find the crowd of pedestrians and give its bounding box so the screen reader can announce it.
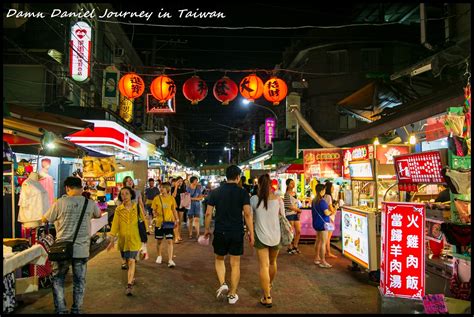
[41,166,340,313]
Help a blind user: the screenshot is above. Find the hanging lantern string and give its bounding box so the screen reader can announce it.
[97,62,336,78]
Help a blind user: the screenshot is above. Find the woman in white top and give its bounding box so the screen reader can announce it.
[323,181,337,258]
[250,174,284,308]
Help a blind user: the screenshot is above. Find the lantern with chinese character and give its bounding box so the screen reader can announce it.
[213,76,238,105]
[183,76,208,105]
[118,73,145,99]
[150,75,177,104]
[263,77,287,106]
[239,74,264,102]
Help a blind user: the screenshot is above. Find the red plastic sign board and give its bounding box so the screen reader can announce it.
[380,202,425,300]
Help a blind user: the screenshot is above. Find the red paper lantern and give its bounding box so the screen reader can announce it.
[118,73,145,99]
[263,77,288,105]
[213,76,238,105]
[239,74,264,102]
[183,76,208,105]
[150,75,177,104]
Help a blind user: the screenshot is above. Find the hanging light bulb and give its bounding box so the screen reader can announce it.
[409,134,417,145]
[373,137,380,145]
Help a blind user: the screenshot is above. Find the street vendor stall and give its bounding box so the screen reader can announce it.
[340,144,409,275]
[301,148,345,240]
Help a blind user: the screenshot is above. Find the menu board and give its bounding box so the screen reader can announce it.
[342,145,374,179]
[303,149,343,179]
[376,145,410,165]
[341,209,370,268]
[349,160,374,180]
[394,151,445,184]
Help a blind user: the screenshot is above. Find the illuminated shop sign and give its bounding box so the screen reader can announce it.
[265,117,276,145]
[381,202,425,300]
[70,21,91,82]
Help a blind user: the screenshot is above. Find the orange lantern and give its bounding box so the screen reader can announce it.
[263,77,288,105]
[118,73,145,99]
[183,76,208,105]
[150,75,177,104]
[239,74,264,102]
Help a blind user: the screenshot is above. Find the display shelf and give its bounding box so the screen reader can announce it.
[447,149,471,261]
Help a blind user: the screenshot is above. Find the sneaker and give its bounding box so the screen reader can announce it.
[227,294,239,304]
[155,255,162,264]
[287,248,295,255]
[125,284,133,296]
[168,260,176,268]
[216,283,229,300]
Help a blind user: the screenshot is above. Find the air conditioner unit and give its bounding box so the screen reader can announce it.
[114,48,125,58]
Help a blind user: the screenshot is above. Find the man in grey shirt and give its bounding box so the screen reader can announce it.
[42,176,101,314]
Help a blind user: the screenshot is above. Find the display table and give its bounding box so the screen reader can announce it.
[3,244,47,277]
[90,212,108,237]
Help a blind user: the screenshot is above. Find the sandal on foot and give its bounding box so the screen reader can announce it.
[319,262,332,268]
[314,260,321,265]
[259,296,272,308]
[121,263,128,270]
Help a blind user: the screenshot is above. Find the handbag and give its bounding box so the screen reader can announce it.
[48,197,88,262]
[158,196,175,229]
[137,204,148,243]
[316,200,335,231]
[180,192,191,209]
[450,259,471,301]
[279,204,294,246]
[454,199,471,224]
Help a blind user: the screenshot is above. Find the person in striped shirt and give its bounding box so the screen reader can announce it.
[283,179,302,254]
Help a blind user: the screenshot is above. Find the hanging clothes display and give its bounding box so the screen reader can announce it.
[18,172,50,228]
[38,158,55,206]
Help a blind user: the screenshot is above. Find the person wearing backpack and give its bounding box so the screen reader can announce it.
[250,174,284,308]
[312,184,333,268]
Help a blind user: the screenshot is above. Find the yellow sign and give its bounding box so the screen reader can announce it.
[83,156,117,180]
[119,94,134,122]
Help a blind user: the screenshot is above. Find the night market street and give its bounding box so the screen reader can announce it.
[15,232,379,314]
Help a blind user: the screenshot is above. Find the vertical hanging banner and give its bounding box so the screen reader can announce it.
[70,21,92,82]
[265,117,276,145]
[119,95,134,123]
[102,66,120,111]
[380,202,425,300]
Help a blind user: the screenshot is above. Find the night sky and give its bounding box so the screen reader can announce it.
[114,3,357,163]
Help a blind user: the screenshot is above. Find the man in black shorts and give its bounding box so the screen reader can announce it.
[204,165,254,305]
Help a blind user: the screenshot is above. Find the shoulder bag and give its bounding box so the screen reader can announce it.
[180,192,191,209]
[48,197,89,261]
[159,196,175,229]
[279,199,294,246]
[316,200,335,231]
[137,203,148,243]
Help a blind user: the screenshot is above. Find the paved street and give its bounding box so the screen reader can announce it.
[16,228,381,314]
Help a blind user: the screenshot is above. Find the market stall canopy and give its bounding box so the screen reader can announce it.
[276,164,304,174]
[3,104,94,157]
[5,104,94,137]
[336,80,426,123]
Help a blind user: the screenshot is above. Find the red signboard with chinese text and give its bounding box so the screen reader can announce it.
[380,202,425,300]
[394,151,445,192]
[304,149,343,179]
[376,145,410,165]
[342,145,374,179]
